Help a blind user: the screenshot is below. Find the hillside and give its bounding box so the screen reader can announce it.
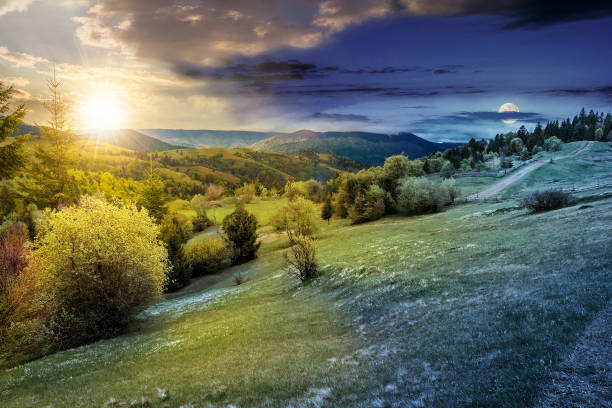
[251,130,462,165]
[62,140,364,199]
[81,129,182,152]
[139,129,276,149]
[2,142,610,407]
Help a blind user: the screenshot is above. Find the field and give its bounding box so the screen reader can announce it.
[1,143,611,407]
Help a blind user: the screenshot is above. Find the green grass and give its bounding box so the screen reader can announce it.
[1,144,611,407]
[168,197,290,227]
[502,142,612,198]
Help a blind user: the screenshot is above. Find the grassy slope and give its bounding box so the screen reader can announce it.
[1,145,611,407]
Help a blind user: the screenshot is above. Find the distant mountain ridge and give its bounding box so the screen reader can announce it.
[251,130,463,166]
[81,129,182,152]
[139,129,275,149]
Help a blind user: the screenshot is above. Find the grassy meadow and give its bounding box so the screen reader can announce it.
[1,144,610,407]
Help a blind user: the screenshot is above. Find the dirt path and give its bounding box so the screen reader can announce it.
[534,303,612,408]
[468,141,594,200]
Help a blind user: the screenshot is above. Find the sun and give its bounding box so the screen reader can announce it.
[79,87,127,131]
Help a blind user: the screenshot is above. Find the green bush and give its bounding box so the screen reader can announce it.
[184,237,231,277]
[222,204,260,264]
[396,177,453,215]
[544,136,562,152]
[33,195,169,349]
[282,235,318,282]
[522,189,577,212]
[271,196,319,240]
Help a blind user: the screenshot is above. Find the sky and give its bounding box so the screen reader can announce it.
[1,0,611,142]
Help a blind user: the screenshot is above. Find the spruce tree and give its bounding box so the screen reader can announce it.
[0,82,27,180]
[321,198,333,224]
[222,204,259,264]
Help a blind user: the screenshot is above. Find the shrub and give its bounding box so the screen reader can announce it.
[33,195,169,348]
[544,136,562,152]
[235,182,255,203]
[205,184,225,201]
[532,145,543,155]
[271,196,319,241]
[222,204,260,264]
[190,194,213,233]
[440,161,455,178]
[184,236,231,277]
[522,189,577,212]
[396,177,453,215]
[282,235,318,282]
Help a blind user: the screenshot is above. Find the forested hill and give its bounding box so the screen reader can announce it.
[81,129,182,152]
[139,129,276,149]
[250,130,462,166]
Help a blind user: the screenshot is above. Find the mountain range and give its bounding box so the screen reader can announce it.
[251,130,462,166]
[14,124,464,165]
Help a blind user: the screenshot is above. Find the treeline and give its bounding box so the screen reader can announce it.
[440,108,612,170]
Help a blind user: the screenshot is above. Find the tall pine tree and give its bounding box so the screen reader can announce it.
[0,82,27,180]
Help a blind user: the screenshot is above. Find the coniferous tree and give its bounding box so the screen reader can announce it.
[321,197,333,224]
[222,204,259,264]
[0,83,27,180]
[26,68,75,207]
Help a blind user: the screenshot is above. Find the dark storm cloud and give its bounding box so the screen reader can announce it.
[395,0,612,28]
[536,85,612,99]
[172,56,465,82]
[412,110,547,128]
[73,1,612,74]
[310,112,370,121]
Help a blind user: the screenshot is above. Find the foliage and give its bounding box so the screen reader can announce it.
[440,161,455,178]
[235,182,256,203]
[140,178,167,222]
[282,235,318,282]
[510,137,524,154]
[271,196,319,241]
[26,71,75,207]
[0,82,27,180]
[321,198,333,224]
[190,194,212,232]
[222,204,260,264]
[396,177,454,215]
[184,236,231,277]
[521,189,577,212]
[544,136,562,152]
[159,213,193,291]
[205,183,225,201]
[32,195,168,348]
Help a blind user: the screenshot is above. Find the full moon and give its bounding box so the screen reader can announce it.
[498,102,519,124]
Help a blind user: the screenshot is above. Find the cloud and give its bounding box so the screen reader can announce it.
[0,46,47,68]
[412,110,547,128]
[0,76,30,87]
[310,112,370,121]
[537,86,612,99]
[0,0,35,16]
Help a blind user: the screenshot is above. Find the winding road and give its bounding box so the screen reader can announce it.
[468,141,594,200]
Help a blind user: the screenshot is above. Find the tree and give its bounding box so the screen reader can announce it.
[140,178,166,222]
[30,69,75,207]
[33,195,168,348]
[190,193,211,232]
[510,137,524,154]
[544,136,562,152]
[271,196,319,241]
[440,161,455,178]
[222,204,259,264]
[321,198,333,224]
[159,213,193,291]
[0,82,27,180]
